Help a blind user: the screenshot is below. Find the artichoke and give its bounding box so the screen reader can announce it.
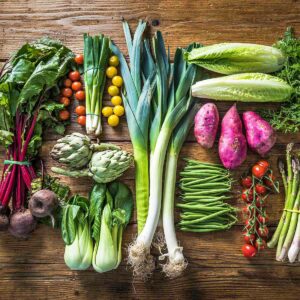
[89,149,133,183]
[51,142,133,183]
[50,133,92,169]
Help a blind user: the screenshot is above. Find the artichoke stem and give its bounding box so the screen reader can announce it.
[51,167,89,178]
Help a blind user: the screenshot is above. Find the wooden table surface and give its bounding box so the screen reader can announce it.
[1,0,300,299]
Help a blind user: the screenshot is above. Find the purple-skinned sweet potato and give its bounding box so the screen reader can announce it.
[243,111,276,156]
[219,104,247,169]
[194,103,219,149]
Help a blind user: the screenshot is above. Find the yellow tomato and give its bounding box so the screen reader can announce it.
[106,66,118,78]
[111,95,122,106]
[113,105,125,117]
[108,85,119,96]
[108,114,119,127]
[102,106,113,117]
[109,55,119,67]
[112,75,123,87]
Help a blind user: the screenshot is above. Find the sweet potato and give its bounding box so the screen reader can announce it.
[219,104,247,169]
[243,111,276,156]
[194,103,219,149]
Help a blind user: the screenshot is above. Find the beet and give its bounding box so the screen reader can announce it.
[0,214,9,231]
[9,209,37,238]
[29,189,58,218]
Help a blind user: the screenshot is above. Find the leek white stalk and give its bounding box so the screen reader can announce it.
[162,105,197,278]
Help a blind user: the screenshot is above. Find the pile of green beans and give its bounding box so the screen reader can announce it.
[177,158,237,233]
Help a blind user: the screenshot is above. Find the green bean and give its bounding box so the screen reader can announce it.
[183,158,224,168]
[180,195,231,201]
[180,183,231,192]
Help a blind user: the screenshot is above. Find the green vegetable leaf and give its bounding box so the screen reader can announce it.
[108,181,133,226]
[61,205,78,245]
[89,183,107,240]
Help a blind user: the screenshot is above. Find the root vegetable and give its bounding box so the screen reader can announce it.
[243,111,276,156]
[219,104,247,169]
[29,189,58,218]
[8,209,37,239]
[194,103,219,149]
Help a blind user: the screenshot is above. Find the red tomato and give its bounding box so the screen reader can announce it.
[258,214,269,224]
[255,238,266,251]
[257,160,270,170]
[244,232,256,244]
[241,176,252,188]
[242,189,253,203]
[255,184,267,195]
[244,219,255,231]
[61,88,73,98]
[59,96,71,107]
[264,174,275,188]
[63,78,72,88]
[59,110,70,121]
[255,196,265,208]
[258,226,269,238]
[74,54,84,65]
[75,105,86,116]
[252,164,267,179]
[77,116,86,126]
[69,70,81,81]
[242,244,257,258]
[75,90,85,101]
[71,81,82,91]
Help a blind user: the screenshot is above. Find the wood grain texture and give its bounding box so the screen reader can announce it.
[1,0,300,299]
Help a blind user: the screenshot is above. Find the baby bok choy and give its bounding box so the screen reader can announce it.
[89,182,133,273]
[185,43,285,74]
[61,195,93,270]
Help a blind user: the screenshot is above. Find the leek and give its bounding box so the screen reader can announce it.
[110,21,156,233]
[84,34,110,136]
[128,34,200,278]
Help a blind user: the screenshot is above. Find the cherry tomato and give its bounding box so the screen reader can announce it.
[77,116,86,126]
[75,105,86,116]
[63,78,72,88]
[255,184,267,195]
[264,174,276,188]
[252,164,267,179]
[258,226,269,238]
[244,232,256,244]
[242,189,253,203]
[255,238,266,251]
[69,70,81,81]
[74,54,84,65]
[242,204,255,217]
[257,160,270,170]
[61,87,73,98]
[244,219,255,231]
[241,176,252,188]
[75,90,85,101]
[258,214,269,224]
[255,196,265,208]
[59,96,71,107]
[59,110,70,120]
[71,81,82,91]
[242,244,257,258]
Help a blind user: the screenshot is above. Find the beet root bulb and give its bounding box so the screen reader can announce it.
[9,209,37,238]
[29,189,58,218]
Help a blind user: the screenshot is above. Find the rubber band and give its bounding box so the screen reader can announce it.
[4,160,31,166]
[85,113,100,116]
[284,208,300,214]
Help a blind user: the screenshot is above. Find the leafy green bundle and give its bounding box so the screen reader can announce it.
[0,37,73,228]
[261,28,300,132]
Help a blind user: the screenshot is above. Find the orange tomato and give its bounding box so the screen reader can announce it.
[77,116,86,126]
[59,97,71,107]
[68,70,81,81]
[63,78,72,88]
[61,87,73,98]
[75,90,85,101]
[74,54,84,65]
[59,110,70,120]
[75,105,86,116]
[71,81,82,91]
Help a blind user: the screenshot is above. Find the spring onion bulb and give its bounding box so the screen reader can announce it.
[84,34,110,136]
